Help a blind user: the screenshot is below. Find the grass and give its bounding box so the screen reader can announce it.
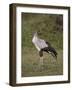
[21,48,63,77]
[22,13,63,49]
[21,13,63,77]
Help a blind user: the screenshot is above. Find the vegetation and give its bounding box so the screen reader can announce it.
[21,13,63,77]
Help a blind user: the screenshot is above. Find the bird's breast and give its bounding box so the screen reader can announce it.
[32,36,48,52]
[32,36,41,51]
[32,36,37,43]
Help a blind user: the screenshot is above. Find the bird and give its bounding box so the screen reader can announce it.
[32,31,57,65]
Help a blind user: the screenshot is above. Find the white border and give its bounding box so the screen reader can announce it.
[16,7,68,83]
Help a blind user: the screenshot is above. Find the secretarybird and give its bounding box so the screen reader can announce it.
[32,32,57,65]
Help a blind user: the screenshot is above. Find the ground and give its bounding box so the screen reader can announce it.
[21,48,63,77]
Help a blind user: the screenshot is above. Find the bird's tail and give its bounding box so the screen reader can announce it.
[47,46,57,59]
[41,46,57,59]
[48,46,57,59]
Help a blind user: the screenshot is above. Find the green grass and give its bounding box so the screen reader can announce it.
[21,48,63,77]
[22,13,63,49]
[21,13,63,77]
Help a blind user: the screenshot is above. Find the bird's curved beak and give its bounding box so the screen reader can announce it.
[32,32,34,37]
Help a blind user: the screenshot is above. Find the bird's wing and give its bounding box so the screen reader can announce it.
[38,39,48,49]
[32,36,48,51]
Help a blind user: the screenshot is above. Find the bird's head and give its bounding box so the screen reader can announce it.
[32,31,42,38]
[32,31,38,37]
